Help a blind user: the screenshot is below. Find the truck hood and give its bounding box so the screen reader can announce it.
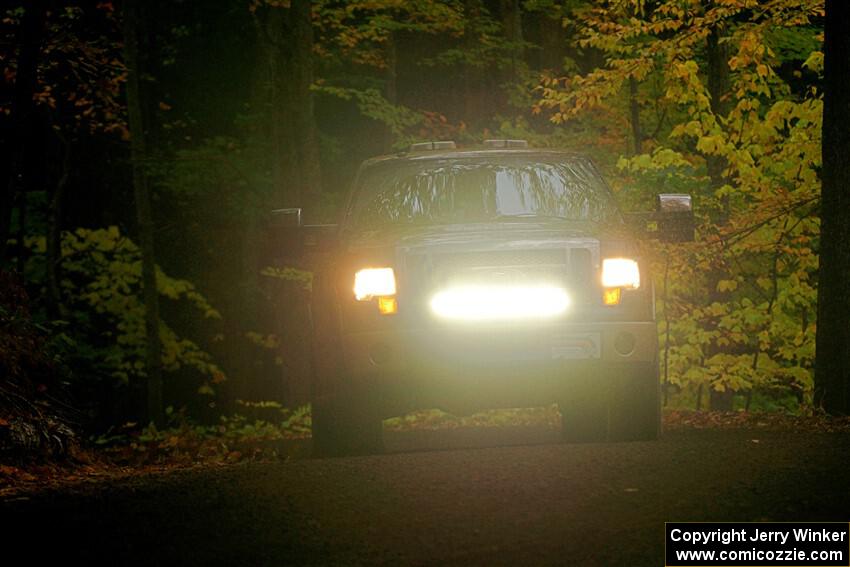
[345,221,624,255]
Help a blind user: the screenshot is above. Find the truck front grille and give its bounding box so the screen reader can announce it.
[401,246,598,318]
[433,249,568,270]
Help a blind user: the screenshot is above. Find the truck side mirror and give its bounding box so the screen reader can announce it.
[656,194,695,243]
[266,208,339,265]
[270,208,302,228]
[267,208,304,262]
[624,194,696,242]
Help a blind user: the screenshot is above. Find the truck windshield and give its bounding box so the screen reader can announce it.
[348,156,620,227]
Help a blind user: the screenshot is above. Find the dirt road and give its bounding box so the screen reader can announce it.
[4,428,849,566]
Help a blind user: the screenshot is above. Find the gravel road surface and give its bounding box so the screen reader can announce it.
[4,428,849,566]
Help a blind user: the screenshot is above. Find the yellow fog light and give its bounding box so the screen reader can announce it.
[602,287,621,306]
[377,296,398,315]
[354,267,396,300]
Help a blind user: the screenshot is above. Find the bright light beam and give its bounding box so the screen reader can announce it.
[429,285,570,321]
[354,267,396,300]
[601,258,640,289]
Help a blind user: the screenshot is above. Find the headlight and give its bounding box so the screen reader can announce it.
[601,258,640,289]
[353,267,396,301]
[430,285,570,321]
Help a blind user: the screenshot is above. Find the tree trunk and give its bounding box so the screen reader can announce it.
[662,257,671,406]
[278,1,322,405]
[289,0,322,211]
[815,0,850,415]
[500,0,525,105]
[249,4,317,409]
[538,11,564,71]
[629,76,642,155]
[46,136,71,317]
[501,0,523,52]
[0,1,46,266]
[252,6,294,207]
[705,22,731,198]
[383,31,398,152]
[500,0,523,87]
[123,0,163,426]
[15,191,26,274]
[463,0,483,124]
[705,18,735,412]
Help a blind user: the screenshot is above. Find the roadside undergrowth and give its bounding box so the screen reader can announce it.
[3,405,850,499]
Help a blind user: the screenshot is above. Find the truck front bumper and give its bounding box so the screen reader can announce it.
[339,321,658,414]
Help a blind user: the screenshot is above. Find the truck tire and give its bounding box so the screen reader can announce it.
[559,372,608,443]
[309,275,384,457]
[559,362,660,443]
[312,386,384,457]
[607,361,660,442]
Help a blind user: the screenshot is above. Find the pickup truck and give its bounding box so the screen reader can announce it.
[272,140,694,456]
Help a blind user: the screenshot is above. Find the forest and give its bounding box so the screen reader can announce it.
[1,0,847,465]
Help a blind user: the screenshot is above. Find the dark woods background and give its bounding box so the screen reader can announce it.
[0,0,837,440]
[1,0,589,432]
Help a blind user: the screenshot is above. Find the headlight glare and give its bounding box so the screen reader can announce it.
[601,258,640,289]
[353,267,396,301]
[429,285,570,321]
